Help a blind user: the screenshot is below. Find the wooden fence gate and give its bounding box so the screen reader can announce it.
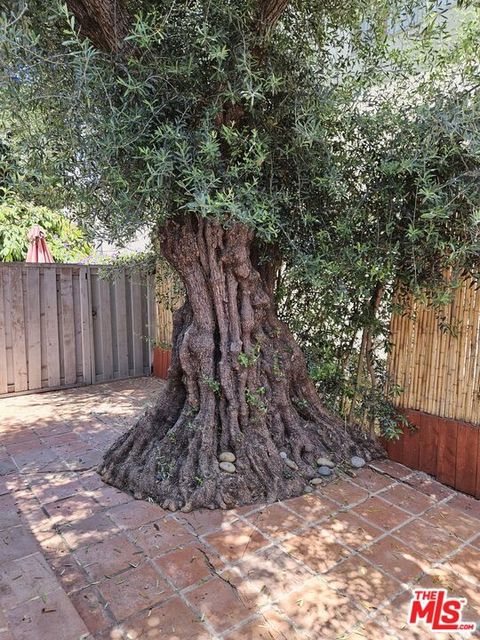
[0,263,156,395]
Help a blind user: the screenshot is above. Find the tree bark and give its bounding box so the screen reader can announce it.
[99,215,382,511]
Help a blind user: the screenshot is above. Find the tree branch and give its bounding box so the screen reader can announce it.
[65,0,130,53]
[258,0,290,36]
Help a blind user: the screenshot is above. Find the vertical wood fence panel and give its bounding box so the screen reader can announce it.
[0,263,159,395]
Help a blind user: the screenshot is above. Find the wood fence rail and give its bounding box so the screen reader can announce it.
[0,263,158,395]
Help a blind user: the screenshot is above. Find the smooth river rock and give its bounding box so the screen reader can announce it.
[316,457,335,468]
[351,456,366,469]
[284,459,298,470]
[219,461,236,473]
[310,478,323,486]
[279,451,288,459]
[219,451,236,463]
[318,465,332,477]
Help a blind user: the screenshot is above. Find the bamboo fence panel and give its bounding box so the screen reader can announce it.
[388,278,480,425]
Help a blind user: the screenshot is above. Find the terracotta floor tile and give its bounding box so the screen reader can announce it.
[27,475,83,505]
[380,483,435,514]
[325,555,401,611]
[369,460,413,480]
[277,575,365,639]
[204,521,270,562]
[70,585,114,634]
[394,518,460,561]
[352,496,411,530]
[223,608,302,640]
[6,588,89,640]
[403,474,455,502]
[43,494,101,524]
[98,562,173,621]
[174,508,238,536]
[360,535,427,582]
[107,500,167,529]
[280,527,351,573]
[0,494,23,531]
[317,511,382,550]
[246,503,306,539]
[441,544,480,586]
[283,492,338,522]
[58,512,120,550]
[122,595,211,640]
[0,526,39,562]
[74,533,144,580]
[232,546,313,607]
[129,517,196,557]
[351,468,395,493]
[154,543,221,589]
[186,575,255,633]
[447,494,480,521]
[321,480,369,507]
[87,484,132,508]
[0,552,59,608]
[422,503,480,541]
[344,620,398,640]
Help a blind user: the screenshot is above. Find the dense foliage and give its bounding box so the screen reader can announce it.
[0,199,92,262]
[1,1,480,436]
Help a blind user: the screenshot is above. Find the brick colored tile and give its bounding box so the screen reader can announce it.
[204,521,270,563]
[43,493,101,524]
[87,485,132,508]
[98,562,172,621]
[0,494,23,531]
[394,518,460,561]
[369,460,413,480]
[403,474,454,502]
[122,596,211,640]
[344,620,398,640]
[380,484,435,514]
[283,493,338,522]
[6,589,89,640]
[108,500,166,529]
[352,496,411,530]
[186,576,255,633]
[325,556,401,611]
[223,608,301,640]
[441,544,480,587]
[360,536,426,582]
[277,576,364,639]
[129,517,195,557]
[0,553,58,608]
[0,526,39,562]
[174,508,238,536]
[246,504,306,539]
[70,585,114,635]
[318,511,382,550]
[321,480,369,507]
[27,474,83,505]
[74,533,144,580]
[232,547,313,607]
[445,493,480,521]
[154,544,221,590]
[281,527,351,573]
[422,503,480,541]
[375,590,441,640]
[58,512,120,550]
[351,468,395,493]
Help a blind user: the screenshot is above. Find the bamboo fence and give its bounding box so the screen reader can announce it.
[388,278,480,425]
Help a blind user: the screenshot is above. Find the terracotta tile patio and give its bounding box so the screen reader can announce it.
[0,377,479,639]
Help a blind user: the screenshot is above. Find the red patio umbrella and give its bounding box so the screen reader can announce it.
[26,225,54,263]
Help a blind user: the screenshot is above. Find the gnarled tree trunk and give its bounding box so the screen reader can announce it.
[99,215,382,511]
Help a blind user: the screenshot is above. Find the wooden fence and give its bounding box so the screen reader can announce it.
[388,279,480,425]
[0,263,157,395]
